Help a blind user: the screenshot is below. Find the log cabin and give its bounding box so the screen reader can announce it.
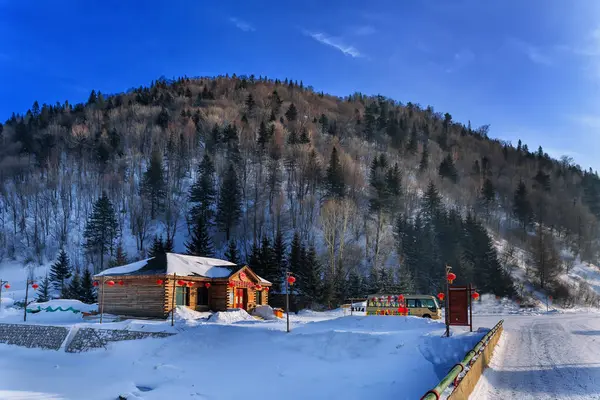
[93,253,272,318]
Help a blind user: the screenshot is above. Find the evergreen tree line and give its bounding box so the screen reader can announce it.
[395,182,515,297]
[42,249,97,304]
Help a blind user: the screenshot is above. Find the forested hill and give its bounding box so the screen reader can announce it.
[1,75,599,305]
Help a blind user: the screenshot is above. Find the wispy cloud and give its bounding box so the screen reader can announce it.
[353,25,376,36]
[445,49,475,73]
[509,38,553,66]
[305,31,362,58]
[229,17,255,32]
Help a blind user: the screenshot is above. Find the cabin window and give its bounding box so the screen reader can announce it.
[175,287,189,306]
[256,290,262,305]
[197,287,209,306]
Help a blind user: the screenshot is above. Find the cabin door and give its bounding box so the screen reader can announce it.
[235,288,247,309]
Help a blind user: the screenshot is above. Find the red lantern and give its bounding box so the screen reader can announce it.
[93,281,99,287]
[471,292,480,300]
[256,285,262,290]
[156,279,164,285]
[187,282,194,287]
[205,282,211,289]
[240,272,247,280]
[228,282,235,288]
[549,296,553,301]
[447,272,456,284]
[31,283,39,290]
[118,280,124,286]
[265,287,269,291]
[437,292,445,301]
[106,280,115,286]
[177,280,185,286]
[3,284,10,289]
[287,276,296,285]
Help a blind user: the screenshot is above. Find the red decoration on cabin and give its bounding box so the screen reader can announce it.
[265,287,269,291]
[204,283,211,289]
[156,279,164,285]
[118,280,124,286]
[187,282,194,287]
[471,292,480,300]
[437,292,445,301]
[3,284,10,289]
[177,280,185,286]
[240,272,247,281]
[31,283,39,290]
[93,281,99,287]
[228,282,235,288]
[447,272,457,284]
[287,276,296,285]
[398,294,404,301]
[106,280,115,286]
[256,285,262,290]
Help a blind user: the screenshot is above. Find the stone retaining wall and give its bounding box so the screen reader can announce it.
[0,323,173,352]
[0,323,69,350]
[66,328,173,353]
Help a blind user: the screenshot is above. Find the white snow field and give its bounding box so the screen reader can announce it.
[470,312,600,399]
[0,310,485,400]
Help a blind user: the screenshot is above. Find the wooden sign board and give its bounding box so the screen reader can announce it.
[448,286,469,326]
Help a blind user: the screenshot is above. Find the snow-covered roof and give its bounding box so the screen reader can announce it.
[95,253,236,278]
[257,275,271,284]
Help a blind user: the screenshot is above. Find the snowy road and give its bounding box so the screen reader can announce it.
[471,313,600,399]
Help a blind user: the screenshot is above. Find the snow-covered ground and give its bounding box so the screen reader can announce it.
[0,307,486,400]
[470,312,600,399]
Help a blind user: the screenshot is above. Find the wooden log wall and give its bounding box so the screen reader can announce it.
[100,277,165,318]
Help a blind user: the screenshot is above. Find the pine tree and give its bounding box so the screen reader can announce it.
[347,269,363,299]
[36,273,51,302]
[285,103,298,121]
[164,236,174,253]
[109,244,128,267]
[406,125,418,154]
[299,127,310,144]
[422,182,442,221]
[245,93,255,116]
[83,193,119,273]
[186,214,214,257]
[513,180,532,233]
[288,232,303,276]
[480,178,495,216]
[80,268,97,304]
[222,124,241,164]
[216,164,242,241]
[257,121,270,150]
[271,231,287,293]
[224,239,240,264]
[49,249,72,297]
[419,144,429,171]
[189,152,216,224]
[140,150,166,219]
[149,236,166,257]
[325,147,345,198]
[439,154,458,183]
[297,243,322,304]
[67,270,83,300]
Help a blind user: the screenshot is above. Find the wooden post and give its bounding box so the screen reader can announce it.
[285,273,290,333]
[445,265,451,338]
[0,279,6,311]
[99,276,106,324]
[171,273,177,327]
[469,283,473,332]
[23,280,30,322]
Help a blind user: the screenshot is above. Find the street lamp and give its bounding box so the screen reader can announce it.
[285,272,296,333]
[445,265,454,338]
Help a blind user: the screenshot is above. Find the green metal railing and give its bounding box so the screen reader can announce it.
[420,319,504,400]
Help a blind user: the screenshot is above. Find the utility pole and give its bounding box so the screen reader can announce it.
[0,279,8,311]
[445,265,452,338]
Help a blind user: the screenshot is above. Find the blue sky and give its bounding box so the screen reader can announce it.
[1,0,599,169]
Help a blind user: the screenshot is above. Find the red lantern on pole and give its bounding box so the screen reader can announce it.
[156,279,164,285]
[4,284,10,289]
[186,282,194,287]
[437,292,445,301]
[177,280,185,286]
[549,295,553,301]
[106,280,115,286]
[447,272,456,284]
[31,283,39,290]
[118,280,124,286]
[93,281,99,287]
[228,282,235,288]
[471,292,480,300]
[287,276,296,285]
[204,282,211,289]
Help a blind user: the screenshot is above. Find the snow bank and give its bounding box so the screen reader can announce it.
[252,305,278,320]
[174,306,211,322]
[27,299,97,313]
[0,310,487,400]
[208,309,255,324]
